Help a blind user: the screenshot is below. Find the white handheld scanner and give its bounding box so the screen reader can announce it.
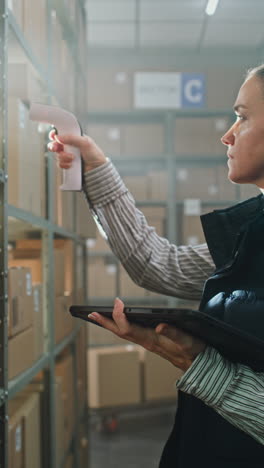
[29,103,83,191]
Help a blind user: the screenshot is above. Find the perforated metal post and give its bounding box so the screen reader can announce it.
[0,1,9,467]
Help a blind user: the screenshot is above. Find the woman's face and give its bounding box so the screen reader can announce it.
[221,75,264,188]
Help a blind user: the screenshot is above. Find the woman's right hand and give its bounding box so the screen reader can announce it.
[47,130,108,173]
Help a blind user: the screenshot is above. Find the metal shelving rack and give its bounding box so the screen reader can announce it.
[0,1,89,467]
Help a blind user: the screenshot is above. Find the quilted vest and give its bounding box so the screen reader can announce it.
[159,194,264,468]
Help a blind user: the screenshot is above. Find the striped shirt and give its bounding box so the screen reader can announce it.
[84,159,264,445]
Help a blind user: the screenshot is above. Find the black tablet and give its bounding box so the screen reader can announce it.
[69,305,264,371]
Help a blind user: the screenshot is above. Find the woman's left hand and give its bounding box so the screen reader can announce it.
[88,298,207,372]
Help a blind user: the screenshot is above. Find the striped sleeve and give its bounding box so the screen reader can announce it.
[177,347,264,445]
[83,160,215,300]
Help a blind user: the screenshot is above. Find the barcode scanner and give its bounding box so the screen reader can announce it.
[29,103,83,191]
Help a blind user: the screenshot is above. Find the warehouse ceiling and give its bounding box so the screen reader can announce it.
[85,0,264,65]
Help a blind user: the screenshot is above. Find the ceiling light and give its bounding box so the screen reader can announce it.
[205,0,220,16]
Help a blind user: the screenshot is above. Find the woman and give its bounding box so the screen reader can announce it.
[49,65,264,467]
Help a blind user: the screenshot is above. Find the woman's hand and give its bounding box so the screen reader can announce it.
[47,130,107,173]
[88,298,207,372]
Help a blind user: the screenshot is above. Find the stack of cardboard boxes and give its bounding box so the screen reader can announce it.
[86,343,182,409]
[8,391,41,468]
[8,267,44,380]
[8,97,46,218]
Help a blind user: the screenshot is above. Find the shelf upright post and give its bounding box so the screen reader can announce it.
[0,0,9,467]
[165,112,179,307]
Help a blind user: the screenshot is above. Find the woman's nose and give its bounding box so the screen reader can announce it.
[221,124,235,146]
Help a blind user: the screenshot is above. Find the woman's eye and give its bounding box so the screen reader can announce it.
[236,114,245,122]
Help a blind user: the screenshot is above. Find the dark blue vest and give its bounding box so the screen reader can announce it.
[159,194,264,468]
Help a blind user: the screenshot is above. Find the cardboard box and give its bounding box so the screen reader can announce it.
[87,345,141,408]
[122,175,149,200]
[123,124,164,156]
[8,392,41,468]
[54,249,66,296]
[176,167,221,201]
[87,124,122,157]
[8,408,24,468]
[181,214,206,246]
[119,265,145,298]
[54,295,74,344]
[32,284,44,359]
[87,322,125,347]
[86,229,111,252]
[141,206,166,237]
[87,69,132,110]
[142,350,183,401]
[9,259,42,284]
[8,267,34,338]
[8,98,29,209]
[76,193,97,238]
[64,454,74,468]
[9,326,35,380]
[55,354,75,451]
[174,118,226,156]
[8,63,44,102]
[87,258,116,298]
[55,377,65,467]
[76,327,87,412]
[8,0,23,28]
[148,171,168,201]
[23,0,47,66]
[79,422,89,468]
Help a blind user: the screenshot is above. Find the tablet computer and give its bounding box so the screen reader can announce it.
[69,305,264,371]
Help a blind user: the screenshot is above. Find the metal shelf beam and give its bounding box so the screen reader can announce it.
[8,354,50,400]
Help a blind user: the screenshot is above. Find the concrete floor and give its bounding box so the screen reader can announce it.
[88,403,176,468]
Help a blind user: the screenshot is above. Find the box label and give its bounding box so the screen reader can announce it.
[15,424,22,452]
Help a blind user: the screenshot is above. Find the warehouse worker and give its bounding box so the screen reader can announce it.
[48,65,264,468]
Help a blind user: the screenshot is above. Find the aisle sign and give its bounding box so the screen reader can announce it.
[134,72,205,109]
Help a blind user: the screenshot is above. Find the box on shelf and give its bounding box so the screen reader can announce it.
[64,454,74,468]
[23,0,47,66]
[79,422,89,468]
[8,267,34,338]
[32,284,44,358]
[87,69,132,110]
[141,350,183,401]
[148,171,168,201]
[141,206,166,237]
[76,327,87,412]
[54,295,75,345]
[174,117,226,156]
[87,345,141,408]
[9,258,42,284]
[76,193,97,239]
[8,0,23,28]
[119,265,145,298]
[8,392,41,468]
[87,321,125,347]
[88,257,116,298]
[55,353,75,451]
[123,175,149,200]
[8,97,46,216]
[87,124,122,157]
[8,326,35,380]
[86,229,111,253]
[122,124,164,156]
[8,63,45,103]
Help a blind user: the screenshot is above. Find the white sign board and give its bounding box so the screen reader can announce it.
[134,72,205,109]
[134,72,181,109]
